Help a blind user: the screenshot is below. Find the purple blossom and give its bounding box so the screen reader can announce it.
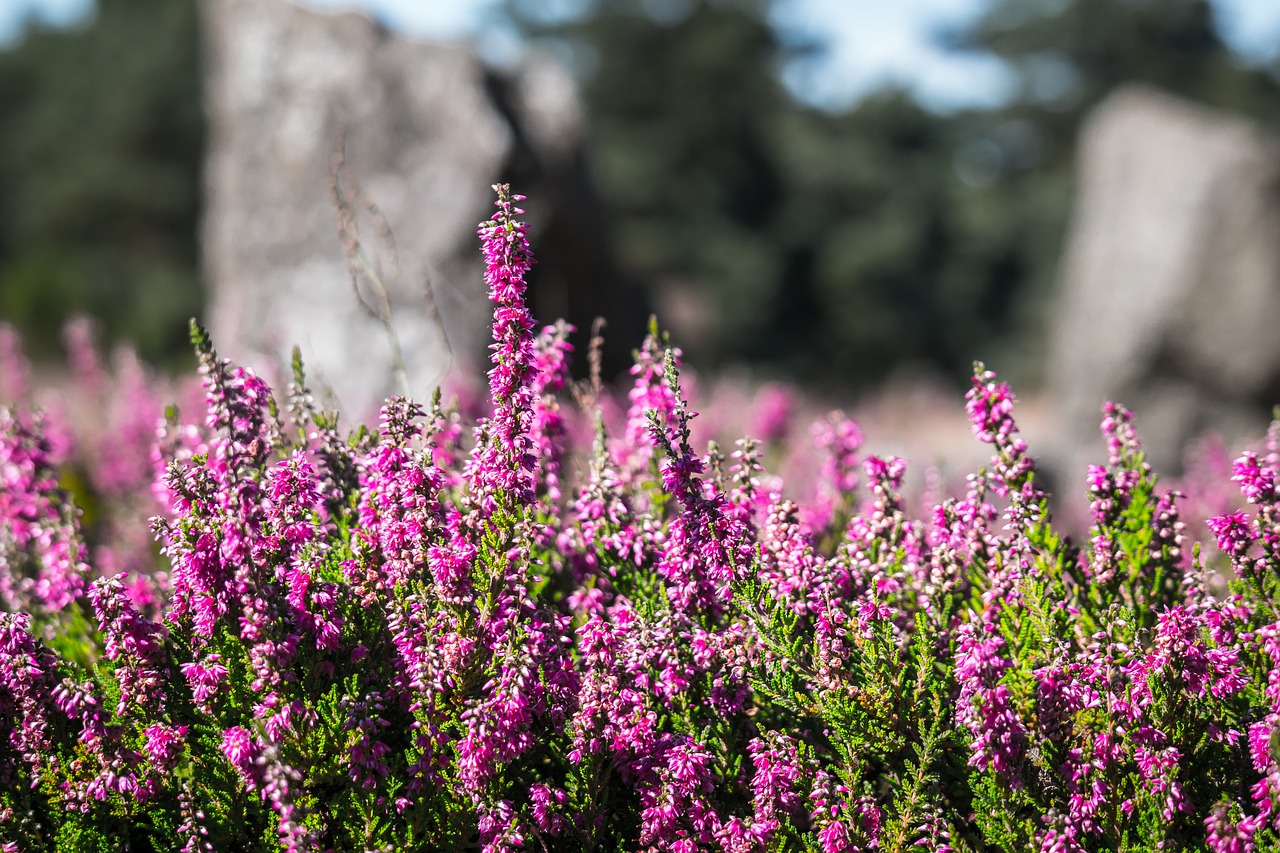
[1208,511,1256,560]
[647,351,753,618]
[746,732,804,843]
[14,185,1280,850]
[530,320,574,507]
[818,819,852,853]
[529,783,569,835]
[468,184,538,512]
[181,655,229,713]
[966,367,1016,445]
[1126,606,1248,709]
[0,613,57,779]
[1206,803,1257,853]
[90,574,166,714]
[1133,740,1188,820]
[1100,401,1142,467]
[0,407,89,611]
[144,723,188,772]
[955,622,1026,784]
[749,383,795,444]
[1234,452,1277,505]
[619,329,681,473]
[221,726,262,790]
[342,691,392,789]
[759,499,823,614]
[358,400,444,590]
[810,410,863,531]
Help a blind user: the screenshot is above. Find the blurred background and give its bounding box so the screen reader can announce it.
[2,0,1280,477]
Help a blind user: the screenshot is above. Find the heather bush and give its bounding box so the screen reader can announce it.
[2,185,1280,852]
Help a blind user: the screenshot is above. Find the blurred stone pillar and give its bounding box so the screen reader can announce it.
[200,0,632,417]
[1048,84,1280,488]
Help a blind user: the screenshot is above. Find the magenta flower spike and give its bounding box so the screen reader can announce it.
[469,184,539,512]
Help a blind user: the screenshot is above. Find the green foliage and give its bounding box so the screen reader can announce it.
[502,0,1280,389]
[0,0,202,367]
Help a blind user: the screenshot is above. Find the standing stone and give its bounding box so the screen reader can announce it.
[1048,84,1280,484]
[201,0,639,417]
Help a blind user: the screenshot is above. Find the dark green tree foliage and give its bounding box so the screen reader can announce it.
[504,0,1280,390]
[0,0,203,365]
[500,0,1075,387]
[953,0,1280,133]
[508,0,798,369]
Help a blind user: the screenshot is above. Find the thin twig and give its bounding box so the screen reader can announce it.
[328,133,410,398]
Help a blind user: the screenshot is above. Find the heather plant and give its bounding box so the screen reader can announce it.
[0,316,196,617]
[4,185,1280,853]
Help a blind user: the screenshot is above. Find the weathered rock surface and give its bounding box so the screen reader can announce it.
[201,0,640,416]
[1048,84,1280,483]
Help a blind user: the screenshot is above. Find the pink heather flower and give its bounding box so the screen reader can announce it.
[647,351,753,618]
[749,383,795,444]
[665,739,713,797]
[567,414,651,588]
[1206,805,1258,853]
[221,726,261,788]
[862,454,907,493]
[955,622,1026,784]
[258,744,314,853]
[1133,741,1189,820]
[1086,464,1139,526]
[151,415,207,518]
[1100,401,1142,467]
[1034,663,1099,744]
[265,450,321,545]
[342,691,392,790]
[531,320,574,507]
[199,352,273,485]
[477,799,524,853]
[810,410,863,529]
[747,732,804,841]
[966,366,1016,445]
[929,476,998,573]
[358,399,444,590]
[456,587,578,797]
[1234,452,1277,505]
[1150,487,1187,568]
[0,612,57,776]
[176,780,214,853]
[426,509,477,605]
[1248,720,1275,776]
[1057,731,1123,843]
[759,499,824,614]
[181,655,229,712]
[618,328,682,474]
[0,407,90,612]
[162,522,228,640]
[1209,511,1256,560]
[1123,606,1247,730]
[818,819,852,853]
[637,736,721,850]
[90,574,166,714]
[529,783,569,835]
[468,184,539,512]
[144,723,188,772]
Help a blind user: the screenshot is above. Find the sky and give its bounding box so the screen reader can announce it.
[2,0,1279,111]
